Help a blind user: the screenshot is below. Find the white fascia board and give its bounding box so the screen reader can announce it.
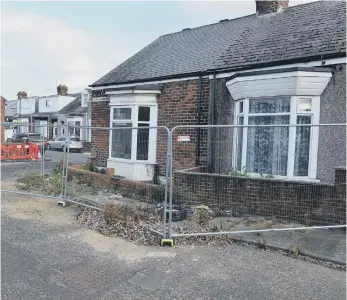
[226,71,332,86]
[226,70,332,100]
[91,76,203,91]
[105,90,161,95]
[210,57,345,79]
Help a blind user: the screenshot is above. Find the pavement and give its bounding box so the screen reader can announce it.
[1,192,346,300]
[236,228,346,265]
[1,150,88,180]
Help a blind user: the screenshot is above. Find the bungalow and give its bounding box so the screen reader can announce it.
[89,0,346,184]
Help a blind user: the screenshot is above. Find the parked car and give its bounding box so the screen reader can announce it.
[47,135,83,152]
[11,133,48,152]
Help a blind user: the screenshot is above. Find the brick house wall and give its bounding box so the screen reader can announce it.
[91,78,210,174]
[158,78,210,174]
[91,97,110,167]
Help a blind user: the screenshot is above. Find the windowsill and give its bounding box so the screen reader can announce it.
[234,172,320,183]
[107,157,154,164]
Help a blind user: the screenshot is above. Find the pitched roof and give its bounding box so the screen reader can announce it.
[5,100,17,117]
[92,0,346,87]
[59,94,87,115]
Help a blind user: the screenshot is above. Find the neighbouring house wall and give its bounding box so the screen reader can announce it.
[317,64,346,183]
[38,96,75,113]
[174,167,346,226]
[17,97,36,115]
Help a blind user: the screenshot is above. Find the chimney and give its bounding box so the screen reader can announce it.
[17,91,27,100]
[57,84,68,96]
[256,0,288,15]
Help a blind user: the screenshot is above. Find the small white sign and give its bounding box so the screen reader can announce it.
[177,135,190,142]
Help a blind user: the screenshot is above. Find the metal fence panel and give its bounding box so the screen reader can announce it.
[62,125,171,237]
[169,124,347,238]
[1,122,65,201]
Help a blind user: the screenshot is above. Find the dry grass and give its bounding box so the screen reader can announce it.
[103,204,140,223]
[15,165,62,196]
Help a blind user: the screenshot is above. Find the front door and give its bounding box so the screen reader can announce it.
[67,117,82,140]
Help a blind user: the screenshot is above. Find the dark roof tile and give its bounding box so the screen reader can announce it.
[92,1,346,86]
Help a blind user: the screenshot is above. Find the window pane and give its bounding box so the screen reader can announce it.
[294,116,311,176]
[239,102,243,114]
[236,117,243,171]
[113,108,131,120]
[247,116,289,176]
[249,98,290,114]
[137,123,149,160]
[298,98,312,112]
[111,123,132,159]
[138,107,150,122]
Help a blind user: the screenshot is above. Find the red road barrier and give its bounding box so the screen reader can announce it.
[0,143,41,161]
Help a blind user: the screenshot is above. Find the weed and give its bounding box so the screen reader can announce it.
[258,234,267,250]
[16,170,62,196]
[288,245,300,257]
[193,207,210,225]
[229,167,250,178]
[90,185,98,195]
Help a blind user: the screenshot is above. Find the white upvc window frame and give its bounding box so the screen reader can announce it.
[109,104,158,164]
[232,96,320,181]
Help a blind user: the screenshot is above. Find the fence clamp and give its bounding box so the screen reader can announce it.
[160,238,174,247]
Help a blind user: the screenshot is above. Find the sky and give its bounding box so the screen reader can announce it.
[1,0,318,99]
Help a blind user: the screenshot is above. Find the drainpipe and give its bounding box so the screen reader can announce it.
[196,76,202,166]
[210,73,216,173]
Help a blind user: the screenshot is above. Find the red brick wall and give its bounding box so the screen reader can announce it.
[1,97,5,144]
[68,165,165,202]
[157,78,210,174]
[174,167,346,226]
[91,79,210,174]
[91,99,110,167]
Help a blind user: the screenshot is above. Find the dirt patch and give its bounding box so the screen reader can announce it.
[80,230,176,263]
[1,191,76,225]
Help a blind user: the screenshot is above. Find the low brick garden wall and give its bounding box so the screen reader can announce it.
[174,167,346,226]
[68,165,165,203]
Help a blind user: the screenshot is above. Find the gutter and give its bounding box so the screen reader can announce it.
[89,53,346,88]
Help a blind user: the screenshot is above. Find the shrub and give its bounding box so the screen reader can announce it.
[103,204,139,224]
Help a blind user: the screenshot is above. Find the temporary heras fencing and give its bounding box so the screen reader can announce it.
[1,122,346,242]
[168,123,347,239]
[61,125,172,237]
[0,122,68,201]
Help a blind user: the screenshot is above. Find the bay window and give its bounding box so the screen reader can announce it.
[109,105,157,162]
[227,67,332,181]
[234,96,319,179]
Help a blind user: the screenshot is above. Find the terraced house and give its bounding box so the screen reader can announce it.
[90,0,346,185]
